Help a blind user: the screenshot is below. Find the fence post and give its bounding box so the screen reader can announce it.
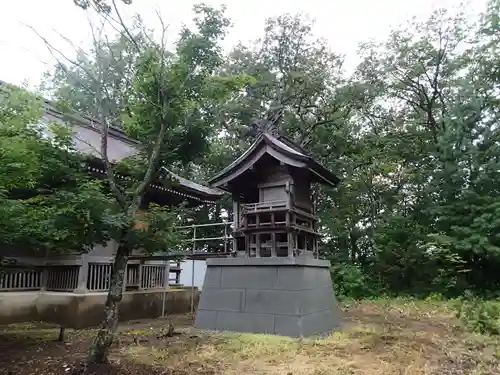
[122,262,128,294]
[137,260,144,290]
[74,254,89,294]
[161,261,170,318]
[40,267,49,291]
[190,226,196,315]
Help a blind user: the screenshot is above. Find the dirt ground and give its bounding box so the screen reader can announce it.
[0,299,499,375]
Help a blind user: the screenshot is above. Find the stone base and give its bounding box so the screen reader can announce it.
[195,257,342,337]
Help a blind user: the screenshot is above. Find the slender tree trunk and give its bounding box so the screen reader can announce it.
[87,241,129,364]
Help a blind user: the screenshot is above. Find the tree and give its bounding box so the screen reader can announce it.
[51,0,500,303]
[73,0,131,13]
[0,83,117,267]
[341,3,500,295]
[40,3,247,363]
[202,4,500,297]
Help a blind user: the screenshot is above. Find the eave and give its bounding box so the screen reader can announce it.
[44,100,224,204]
[85,158,224,204]
[0,79,225,205]
[208,132,340,189]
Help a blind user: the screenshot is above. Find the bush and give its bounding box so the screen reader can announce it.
[330,263,375,300]
[425,292,445,302]
[453,292,500,335]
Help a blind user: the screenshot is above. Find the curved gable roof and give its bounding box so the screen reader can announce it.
[208,132,340,189]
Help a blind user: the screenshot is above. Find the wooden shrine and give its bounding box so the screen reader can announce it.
[215,133,339,259]
[195,122,342,337]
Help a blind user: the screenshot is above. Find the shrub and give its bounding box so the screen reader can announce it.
[453,292,500,335]
[330,263,374,300]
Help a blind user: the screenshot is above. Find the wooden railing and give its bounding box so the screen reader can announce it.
[141,265,167,289]
[46,266,79,292]
[0,262,172,293]
[242,200,287,213]
[0,268,43,291]
[87,263,112,292]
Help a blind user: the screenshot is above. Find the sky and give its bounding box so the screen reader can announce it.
[0,0,487,89]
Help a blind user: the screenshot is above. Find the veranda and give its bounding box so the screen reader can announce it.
[0,222,231,327]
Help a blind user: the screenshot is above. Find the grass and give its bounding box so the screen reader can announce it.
[123,298,499,374]
[1,298,499,374]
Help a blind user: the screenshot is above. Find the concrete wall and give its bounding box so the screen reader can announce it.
[196,258,341,337]
[0,288,199,328]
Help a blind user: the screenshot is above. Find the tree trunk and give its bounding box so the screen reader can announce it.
[87,241,129,364]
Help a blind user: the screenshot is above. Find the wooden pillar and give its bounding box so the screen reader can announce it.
[40,267,49,291]
[313,236,318,259]
[122,262,128,294]
[256,233,261,257]
[245,234,250,257]
[271,232,276,257]
[232,236,238,253]
[175,261,181,284]
[286,180,294,209]
[40,249,49,291]
[287,231,294,258]
[232,196,240,231]
[224,223,229,253]
[74,254,89,294]
[137,259,144,290]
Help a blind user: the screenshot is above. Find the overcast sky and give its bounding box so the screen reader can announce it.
[0,0,486,88]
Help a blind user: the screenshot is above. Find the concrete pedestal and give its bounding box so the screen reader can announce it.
[195,257,342,337]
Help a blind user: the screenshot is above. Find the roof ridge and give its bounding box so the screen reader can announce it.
[275,134,310,155]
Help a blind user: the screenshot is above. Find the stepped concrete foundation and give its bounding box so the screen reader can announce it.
[195,257,342,337]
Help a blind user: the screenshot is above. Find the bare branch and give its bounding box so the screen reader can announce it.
[73,134,103,156]
[84,12,128,208]
[112,0,141,53]
[131,13,169,200]
[26,25,100,100]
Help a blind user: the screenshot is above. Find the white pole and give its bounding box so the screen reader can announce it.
[190,226,196,315]
[161,261,169,318]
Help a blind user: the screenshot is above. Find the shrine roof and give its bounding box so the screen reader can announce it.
[208,132,340,189]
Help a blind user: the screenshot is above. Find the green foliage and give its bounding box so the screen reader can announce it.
[0,84,44,190]
[73,0,131,13]
[42,1,500,301]
[453,292,500,335]
[18,181,120,253]
[0,84,116,257]
[127,204,188,254]
[330,263,375,300]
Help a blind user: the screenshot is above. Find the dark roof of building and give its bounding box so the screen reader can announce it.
[1,80,225,203]
[208,132,340,189]
[43,103,225,203]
